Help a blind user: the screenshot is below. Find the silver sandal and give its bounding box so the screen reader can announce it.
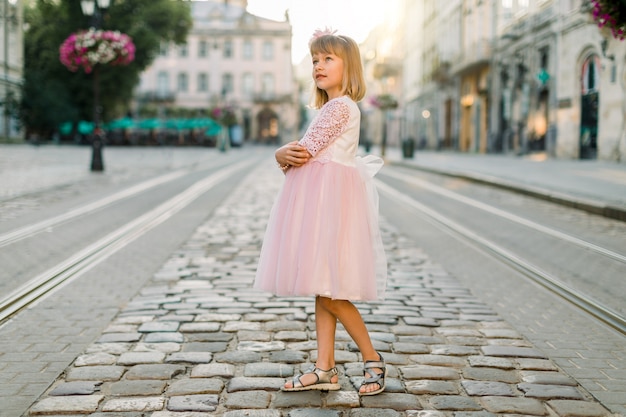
[359,353,386,396]
[282,365,340,392]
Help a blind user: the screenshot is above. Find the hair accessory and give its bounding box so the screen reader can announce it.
[309,27,337,45]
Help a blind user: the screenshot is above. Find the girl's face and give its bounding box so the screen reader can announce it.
[311,51,344,100]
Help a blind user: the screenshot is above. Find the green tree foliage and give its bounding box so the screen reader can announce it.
[20,0,192,137]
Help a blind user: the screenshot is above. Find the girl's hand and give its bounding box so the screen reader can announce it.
[275,141,311,171]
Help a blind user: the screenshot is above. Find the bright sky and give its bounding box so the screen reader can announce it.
[246,0,392,64]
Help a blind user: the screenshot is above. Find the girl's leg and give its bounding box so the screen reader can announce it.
[283,296,339,389]
[315,297,383,395]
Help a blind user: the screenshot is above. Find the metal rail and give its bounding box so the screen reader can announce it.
[376,179,626,336]
[0,159,257,325]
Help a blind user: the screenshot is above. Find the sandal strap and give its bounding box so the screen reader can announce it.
[292,366,337,388]
[364,360,385,369]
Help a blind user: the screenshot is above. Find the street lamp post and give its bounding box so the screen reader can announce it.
[80,0,111,172]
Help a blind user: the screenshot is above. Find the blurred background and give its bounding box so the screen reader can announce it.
[2,0,626,162]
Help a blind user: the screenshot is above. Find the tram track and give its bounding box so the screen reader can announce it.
[376,172,626,336]
[0,158,258,326]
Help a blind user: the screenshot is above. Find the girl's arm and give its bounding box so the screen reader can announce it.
[275,141,311,173]
[298,100,350,157]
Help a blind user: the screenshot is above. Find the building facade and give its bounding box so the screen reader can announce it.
[135,0,297,144]
[399,0,626,162]
[1,0,23,141]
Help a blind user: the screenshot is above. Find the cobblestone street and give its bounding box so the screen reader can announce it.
[22,161,615,417]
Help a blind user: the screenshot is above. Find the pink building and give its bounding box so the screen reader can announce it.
[135,0,298,144]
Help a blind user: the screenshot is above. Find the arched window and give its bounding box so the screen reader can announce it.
[581,55,601,94]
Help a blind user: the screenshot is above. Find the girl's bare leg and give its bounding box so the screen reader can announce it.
[283,296,339,388]
[315,297,383,394]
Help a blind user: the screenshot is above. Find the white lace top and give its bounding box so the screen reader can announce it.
[298,96,360,166]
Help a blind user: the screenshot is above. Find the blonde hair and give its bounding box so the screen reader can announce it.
[309,33,366,109]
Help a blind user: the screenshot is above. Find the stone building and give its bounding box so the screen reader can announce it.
[135,0,297,144]
[0,0,23,141]
[400,0,626,162]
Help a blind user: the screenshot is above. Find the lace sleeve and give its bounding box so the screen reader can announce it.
[299,99,350,157]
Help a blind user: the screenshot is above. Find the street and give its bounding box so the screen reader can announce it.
[0,144,624,416]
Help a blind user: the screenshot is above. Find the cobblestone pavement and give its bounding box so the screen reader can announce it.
[25,161,617,416]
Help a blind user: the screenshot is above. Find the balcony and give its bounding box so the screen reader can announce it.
[138,90,176,103]
[451,39,492,75]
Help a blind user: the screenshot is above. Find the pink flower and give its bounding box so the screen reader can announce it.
[59,29,136,72]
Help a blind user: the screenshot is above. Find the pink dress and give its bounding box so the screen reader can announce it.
[254,96,387,301]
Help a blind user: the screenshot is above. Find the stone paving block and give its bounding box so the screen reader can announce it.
[360,392,422,410]
[74,352,117,366]
[183,341,228,352]
[86,343,132,355]
[29,395,104,414]
[222,410,281,417]
[400,365,460,380]
[108,380,167,396]
[179,322,221,332]
[480,396,547,415]
[288,409,342,417]
[167,394,218,412]
[165,352,212,363]
[547,399,612,417]
[244,362,294,378]
[462,367,519,383]
[349,408,402,417]
[410,354,466,367]
[124,364,186,380]
[227,377,285,392]
[461,380,515,396]
[481,346,548,359]
[66,366,125,382]
[224,390,272,409]
[101,396,165,412]
[215,350,262,363]
[118,351,166,365]
[268,350,308,363]
[144,332,184,343]
[520,371,577,386]
[48,381,102,396]
[517,383,585,400]
[134,342,181,353]
[271,390,323,408]
[428,395,482,411]
[151,412,208,417]
[325,390,361,408]
[166,378,224,396]
[138,321,180,333]
[467,355,515,369]
[406,379,459,395]
[191,363,235,378]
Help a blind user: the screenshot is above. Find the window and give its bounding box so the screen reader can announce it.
[243,39,253,60]
[242,73,254,96]
[223,39,233,58]
[262,73,274,95]
[177,72,188,92]
[262,41,274,60]
[198,73,208,92]
[179,44,188,57]
[199,40,209,57]
[222,73,234,96]
[159,43,169,57]
[157,71,169,97]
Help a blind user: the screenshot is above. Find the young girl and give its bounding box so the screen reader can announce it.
[254,29,387,396]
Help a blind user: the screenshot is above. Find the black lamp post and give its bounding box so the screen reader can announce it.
[80,0,111,172]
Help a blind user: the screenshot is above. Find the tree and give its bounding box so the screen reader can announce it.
[20,0,192,138]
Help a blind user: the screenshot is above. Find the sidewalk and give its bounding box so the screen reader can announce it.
[383,147,626,221]
[23,160,618,416]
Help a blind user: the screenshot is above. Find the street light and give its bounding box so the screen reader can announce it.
[80,0,111,172]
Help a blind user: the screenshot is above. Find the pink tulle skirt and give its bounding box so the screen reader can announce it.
[254,159,387,301]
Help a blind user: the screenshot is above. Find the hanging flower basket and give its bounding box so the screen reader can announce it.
[590,0,626,40]
[59,28,136,73]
